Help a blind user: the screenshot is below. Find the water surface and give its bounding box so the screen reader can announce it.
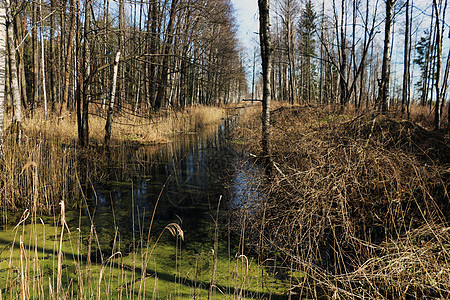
[79,117,264,258]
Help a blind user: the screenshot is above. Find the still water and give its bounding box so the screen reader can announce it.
[79,117,264,258]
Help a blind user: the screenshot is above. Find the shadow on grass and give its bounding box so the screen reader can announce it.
[0,237,288,299]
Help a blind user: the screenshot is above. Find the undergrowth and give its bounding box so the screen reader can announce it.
[233,103,450,299]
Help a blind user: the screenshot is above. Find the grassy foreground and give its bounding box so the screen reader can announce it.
[233,103,450,299]
[0,215,287,299]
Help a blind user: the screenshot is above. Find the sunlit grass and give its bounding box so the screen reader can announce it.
[0,217,288,299]
[20,105,226,145]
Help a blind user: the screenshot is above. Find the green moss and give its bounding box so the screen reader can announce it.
[231,140,246,145]
[0,218,289,299]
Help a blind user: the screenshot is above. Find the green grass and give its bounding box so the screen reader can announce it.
[0,215,289,299]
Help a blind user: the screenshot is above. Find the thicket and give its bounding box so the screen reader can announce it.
[233,104,450,299]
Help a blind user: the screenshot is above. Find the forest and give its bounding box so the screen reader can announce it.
[0,0,449,298]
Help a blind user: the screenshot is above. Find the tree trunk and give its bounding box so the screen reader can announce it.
[14,12,27,110]
[442,47,450,118]
[77,0,91,147]
[104,51,120,145]
[401,0,410,115]
[32,1,39,112]
[438,0,447,125]
[154,0,178,110]
[339,0,347,109]
[380,0,395,113]
[420,6,434,107]
[351,0,357,109]
[0,0,6,157]
[148,0,160,110]
[62,0,76,112]
[117,0,124,110]
[50,0,57,112]
[40,0,48,118]
[259,0,272,160]
[6,1,21,137]
[433,0,442,130]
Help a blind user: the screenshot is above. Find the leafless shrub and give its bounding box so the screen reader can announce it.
[234,104,450,299]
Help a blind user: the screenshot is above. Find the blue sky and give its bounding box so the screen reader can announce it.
[231,0,259,52]
[229,0,449,95]
[230,0,260,83]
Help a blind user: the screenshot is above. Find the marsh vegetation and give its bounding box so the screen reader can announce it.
[233,103,450,299]
[0,0,450,298]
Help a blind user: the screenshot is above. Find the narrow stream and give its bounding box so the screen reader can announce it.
[79,116,264,258]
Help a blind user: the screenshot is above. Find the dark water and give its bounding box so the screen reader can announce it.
[77,117,264,258]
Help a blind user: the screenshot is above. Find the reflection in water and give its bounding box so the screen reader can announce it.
[81,118,263,256]
[230,160,266,210]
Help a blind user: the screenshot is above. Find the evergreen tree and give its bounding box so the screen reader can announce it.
[414,31,435,106]
[298,0,317,104]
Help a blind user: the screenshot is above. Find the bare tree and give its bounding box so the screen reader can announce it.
[401,0,411,116]
[380,0,396,113]
[433,0,442,130]
[276,0,299,104]
[154,0,179,110]
[6,0,21,137]
[77,0,91,146]
[32,0,39,111]
[104,51,120,145]
[14,9,26,110]
[39,0,47,117]
[337,0,348,108]
[259,0,272,159]
[0,0,6,157]
[62,0,76,112]
[49,0,57,112]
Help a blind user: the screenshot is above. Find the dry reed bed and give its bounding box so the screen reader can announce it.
[0,106,226,213]
[234,104,450,299]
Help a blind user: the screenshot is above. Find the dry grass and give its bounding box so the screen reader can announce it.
[0,105,227,213]
[233,103,450,299]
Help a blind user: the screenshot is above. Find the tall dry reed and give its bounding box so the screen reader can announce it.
[0,106,226,214]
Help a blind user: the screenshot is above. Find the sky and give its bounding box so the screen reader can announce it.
[231,0,259,48]
[230,0,260,82]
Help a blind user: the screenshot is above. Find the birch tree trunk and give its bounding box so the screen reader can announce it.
[380,0,395,113]
[433,0,442,130]
[401,0,410,115]
[0,0,6,157]
[104,51,120,145]
[6,0,21,137]
[259,0,272,160]
[14,12,27,110]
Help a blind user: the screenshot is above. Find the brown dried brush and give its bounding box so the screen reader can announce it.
[233,104,450,299]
